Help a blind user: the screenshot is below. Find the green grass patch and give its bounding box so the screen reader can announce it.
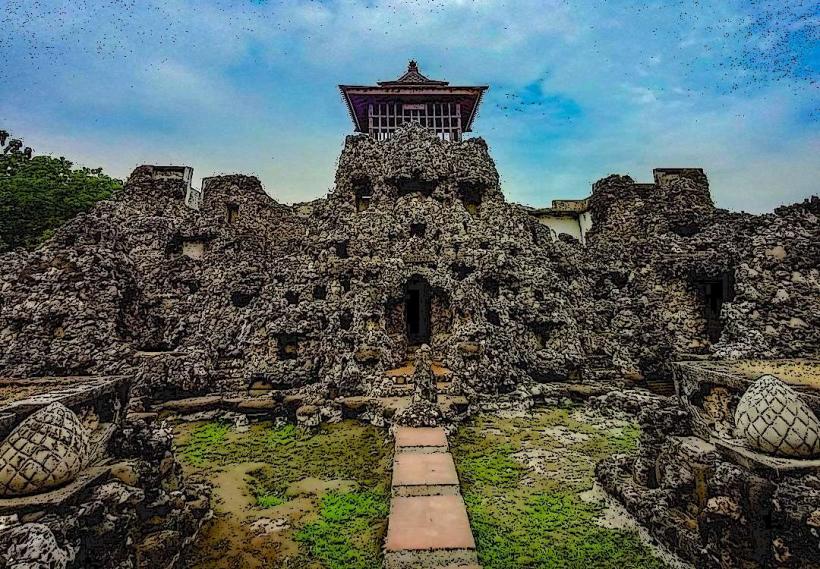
[458,443,523,489]
[179,421,231,466]
[255,491,286,509]
[453,408,667,569]
[177,419,392,568]
[295,490,389,569]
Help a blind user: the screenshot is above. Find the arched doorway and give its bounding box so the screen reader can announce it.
[405,276,431,346]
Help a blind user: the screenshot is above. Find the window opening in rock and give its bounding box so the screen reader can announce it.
[353,178,373,212]
[285,291,300,305]
[226,203,240,224]
[482,277,500,298]
[335,240,349,258]
[410,223,426,238]
[405,276,432,346]
[458,181,484,216]
[694,272,735,343]
[231,291,254,308]
[278,336,299,360]
[313,285,327,300]
[340,310,353,330]
[671,223,700,237]
[396,176,435,198]
[451,262,474,281]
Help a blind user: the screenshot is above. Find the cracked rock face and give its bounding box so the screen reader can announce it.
[735,375,820,457]
[0,523,71,568]
[0,402,90,497]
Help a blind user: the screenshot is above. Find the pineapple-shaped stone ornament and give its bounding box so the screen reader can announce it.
[734,375,820,458]
[0,402,90,496]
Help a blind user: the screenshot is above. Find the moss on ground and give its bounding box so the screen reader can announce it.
[295,490,389,569]
[452,406,667,569]
[176,420,391,569]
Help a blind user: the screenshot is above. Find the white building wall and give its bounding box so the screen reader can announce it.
[536,215,584,243]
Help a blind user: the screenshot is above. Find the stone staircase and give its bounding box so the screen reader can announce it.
[384,427,480,569]
[582,353,622,382]
[644,377,677,397]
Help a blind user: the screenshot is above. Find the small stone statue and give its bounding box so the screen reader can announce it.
[412,344,437,404]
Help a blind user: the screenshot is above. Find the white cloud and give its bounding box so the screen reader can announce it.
[1,0,816,213]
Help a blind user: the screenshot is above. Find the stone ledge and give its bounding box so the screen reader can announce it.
[0,466,111,515]
[713,438,820,475]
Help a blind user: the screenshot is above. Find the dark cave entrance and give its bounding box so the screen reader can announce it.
[405,277,431,346]
[695,272,735,343]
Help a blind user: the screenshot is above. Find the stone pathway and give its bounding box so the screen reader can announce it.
[384,427,480,569]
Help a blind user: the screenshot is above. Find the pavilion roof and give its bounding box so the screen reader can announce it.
[376,60,449,86]
[339,61,488,133]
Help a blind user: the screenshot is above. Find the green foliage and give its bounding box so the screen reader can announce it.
[295,490,388,569]
[179,420,392,569]
[0,136,121,252]
[254,492,285,508]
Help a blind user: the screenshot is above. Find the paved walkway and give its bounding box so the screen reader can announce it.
[384,427,480,569]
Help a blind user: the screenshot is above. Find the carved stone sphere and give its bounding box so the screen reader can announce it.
[0,402,90,497]
[734,375,820,458]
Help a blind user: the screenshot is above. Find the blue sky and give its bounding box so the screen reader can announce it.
[1,0,818,212]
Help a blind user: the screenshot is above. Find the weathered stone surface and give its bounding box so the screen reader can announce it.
[0,522,71,568]
[735,375,820,457]
[0,125,815,404]
[0,403,89,497]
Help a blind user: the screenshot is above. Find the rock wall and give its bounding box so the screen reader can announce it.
[0,125,817,399]
[585,170,820,375]
[593,390,820,568]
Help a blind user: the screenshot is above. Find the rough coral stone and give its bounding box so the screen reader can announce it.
[0,402,90,496]
[734,375,820,458]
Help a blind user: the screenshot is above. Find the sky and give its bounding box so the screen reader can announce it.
[1,0,818,212]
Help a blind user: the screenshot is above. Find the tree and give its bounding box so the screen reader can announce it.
[0,130,122,252]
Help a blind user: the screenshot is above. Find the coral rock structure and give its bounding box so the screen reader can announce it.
[0,124,818,401]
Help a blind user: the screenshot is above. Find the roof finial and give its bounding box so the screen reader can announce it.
[408,60,418,73]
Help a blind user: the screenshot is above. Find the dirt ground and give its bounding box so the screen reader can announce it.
[174,420,392,569]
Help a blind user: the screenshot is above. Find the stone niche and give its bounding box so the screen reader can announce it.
[182,239,207,260]
[395,175,436,198]
[353,176,373,212]
[277,335,300,360]
[457,181,484,216]
[691,271,735,344]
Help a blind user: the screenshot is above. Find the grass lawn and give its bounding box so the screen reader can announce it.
[451,406,669,569]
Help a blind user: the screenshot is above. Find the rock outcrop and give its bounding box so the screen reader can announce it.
[0,125,817,402]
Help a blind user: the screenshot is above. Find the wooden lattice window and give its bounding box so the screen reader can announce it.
[368,102,462,141]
